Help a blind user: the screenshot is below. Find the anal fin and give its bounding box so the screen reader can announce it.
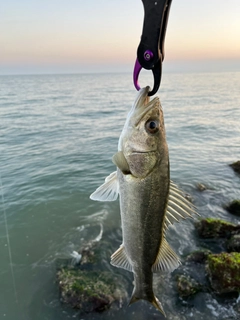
[152,237,181,273]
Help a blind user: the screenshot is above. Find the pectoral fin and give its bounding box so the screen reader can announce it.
[112,151,131,174]
[90,171,119,201]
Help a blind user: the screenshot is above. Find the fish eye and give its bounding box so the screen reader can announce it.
[145,119,159,134]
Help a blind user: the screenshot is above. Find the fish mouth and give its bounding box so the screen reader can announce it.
[134,97,160,127]
[134,86,150,107]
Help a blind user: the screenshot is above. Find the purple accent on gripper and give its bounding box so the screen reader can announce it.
[133,58,142,91]
[144,50,154,61]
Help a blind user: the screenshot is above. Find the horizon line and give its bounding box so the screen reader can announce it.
[1,69,240,77]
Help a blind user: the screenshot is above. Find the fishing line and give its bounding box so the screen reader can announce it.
[0,172,19,305]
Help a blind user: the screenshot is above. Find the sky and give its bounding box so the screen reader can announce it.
[0,0,240,75]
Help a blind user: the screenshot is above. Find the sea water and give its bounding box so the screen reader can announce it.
[0,72,240,320]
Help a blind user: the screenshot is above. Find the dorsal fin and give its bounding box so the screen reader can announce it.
[163,181,199,233]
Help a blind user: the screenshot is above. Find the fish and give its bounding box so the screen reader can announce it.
[90,86,197,317]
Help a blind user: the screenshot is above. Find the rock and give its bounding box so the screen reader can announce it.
[233,298,240,314]
[227,235,240,252]
[176,274,201,298]
[185,249,212,264]
[196,183,207,191]
[225,200,240,217]
[168,315,187,320]
[57,268,128,313]
[206,252,240,294]
[184,193,194,203]
[78,243,98,265]
[229,161,240,174]
[195,218,240,238]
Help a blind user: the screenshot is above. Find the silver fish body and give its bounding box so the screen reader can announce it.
[117,165,169,314]
[90,87,197,316]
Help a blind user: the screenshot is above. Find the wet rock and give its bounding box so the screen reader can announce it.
[57,268,128,313]
[78,243,98,265]
[185,249,212,264]
[229,161,240,174]
[168,315,187,320]
[176,274,202,298]
[184,193,194,203]
[206,252,240,294]
[233,298,240,314]
[227,235,240,252]
[196,183,207,191]
[195,218,240,238]
[225,199,240,217]
[56,239,107,270]
[56,228,130,314]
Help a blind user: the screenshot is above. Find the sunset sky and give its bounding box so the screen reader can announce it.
[1,0,240,74]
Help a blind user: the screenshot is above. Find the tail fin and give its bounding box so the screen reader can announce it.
[151,296,166,318]
[129,290,166,318]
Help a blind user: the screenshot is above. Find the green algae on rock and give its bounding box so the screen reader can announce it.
[176,274,202,298]
[57,268,128,313]
[227,234,240,253]
[195,218,240,238]
[206,253,240,294]
[185,249,212,264]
